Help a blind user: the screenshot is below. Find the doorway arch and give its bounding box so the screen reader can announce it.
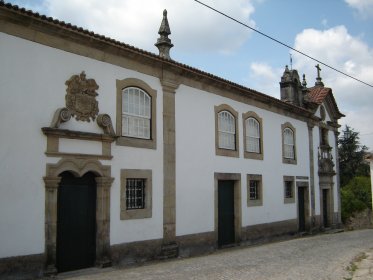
[44,158,114,274]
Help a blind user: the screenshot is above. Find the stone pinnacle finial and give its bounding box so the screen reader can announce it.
[155,9,173,59]
[315,64,324,86]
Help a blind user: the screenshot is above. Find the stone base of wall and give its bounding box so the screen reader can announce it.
[344,209,373,231]
[110,238,163,266]
[0,253,44,280]
[312,213,343,232]
[241,219,299,245]
[176,231,216,258]
[312,215,321,232]
[1,217,338,278]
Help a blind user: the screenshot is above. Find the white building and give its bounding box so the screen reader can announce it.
[0,2,344,277]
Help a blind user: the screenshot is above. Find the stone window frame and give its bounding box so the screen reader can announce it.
[247,174,263,207]
[116,78,157,149]
[120,169,152,220]
[215,104,239,158]
[283,175,295,204]
[242,111,264,160]
[281,122,297,165]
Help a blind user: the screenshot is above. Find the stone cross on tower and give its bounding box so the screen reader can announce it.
[155,9,174,60]
[315,64,324,86]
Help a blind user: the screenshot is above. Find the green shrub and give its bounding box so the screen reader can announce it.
[341,176,372,223]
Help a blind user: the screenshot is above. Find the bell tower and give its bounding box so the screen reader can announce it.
[279,65,303,106]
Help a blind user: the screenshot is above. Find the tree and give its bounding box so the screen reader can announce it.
[338,125,369,187]
[341,176,372,222]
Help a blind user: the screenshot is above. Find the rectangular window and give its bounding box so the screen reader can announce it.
[249,180,260,200]
[284,181,293,198]
[120,169,152,220]
[247,174,263,207]
[126,178,145,209]
[283,176,295,204]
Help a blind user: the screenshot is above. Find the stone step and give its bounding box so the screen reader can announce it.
[158,243,179,260]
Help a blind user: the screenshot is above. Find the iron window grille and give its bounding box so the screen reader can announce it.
[285,181,293,198]
[126,178,146,209]
[249,180,260,200]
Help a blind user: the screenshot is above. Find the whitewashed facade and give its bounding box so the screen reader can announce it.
[0,2,344,277]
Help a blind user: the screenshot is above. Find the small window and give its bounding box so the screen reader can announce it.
[284,181,293,198]
[126,178,145,209]
[120,169,152,220]
[249,180,260,200]
[283,128,294,159]
[218,110,235,150]
[283,176,295,204]
[247,174,263,207]
[122,87,151,139]
[282,122,297,164]
[246,117,260,153]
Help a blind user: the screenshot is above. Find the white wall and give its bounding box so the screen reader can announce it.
[313,127,321,215]
[175,85,311,236]
[0,33,164,258]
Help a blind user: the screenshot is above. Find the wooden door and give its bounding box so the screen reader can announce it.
[218,180,235,247]
[298,187,306,232]
[323,189,329,228]
[57,172,97,272]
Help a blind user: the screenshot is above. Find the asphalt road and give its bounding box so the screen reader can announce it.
[57,229,373,280]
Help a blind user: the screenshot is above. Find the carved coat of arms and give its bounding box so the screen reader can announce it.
[65,71,99,122]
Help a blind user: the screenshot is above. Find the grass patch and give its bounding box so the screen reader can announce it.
[345,252,368,279]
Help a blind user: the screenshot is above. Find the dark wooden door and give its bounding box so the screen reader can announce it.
[298,187,306,232]
[323,189,329,228]
[57,172,97,272]
[218,180,235,247]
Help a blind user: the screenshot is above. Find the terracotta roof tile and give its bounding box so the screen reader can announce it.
[308,86,331,104]
[308,86,344,118]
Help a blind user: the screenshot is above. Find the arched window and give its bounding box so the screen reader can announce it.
[218,110,236,150]
[283,127,295,159]
[122,87,151,139]
[246,117,260,153]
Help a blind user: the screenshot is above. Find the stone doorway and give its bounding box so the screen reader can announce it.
[44,158,113,275]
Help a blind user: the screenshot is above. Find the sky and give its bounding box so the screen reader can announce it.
[6,0,373,150]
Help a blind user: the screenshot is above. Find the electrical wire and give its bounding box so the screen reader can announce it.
[194,0,373,88]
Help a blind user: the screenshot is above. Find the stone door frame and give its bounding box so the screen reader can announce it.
[319,175,335,229]
[43,158,114,275]
[214,173,242,246]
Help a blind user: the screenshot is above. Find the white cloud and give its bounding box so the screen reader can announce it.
[345,0,373,19]
[292,25,373,148]
[248,25,373,148]
[293,26,373,109]
[43,0,256,54]
[249,62,282,98]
